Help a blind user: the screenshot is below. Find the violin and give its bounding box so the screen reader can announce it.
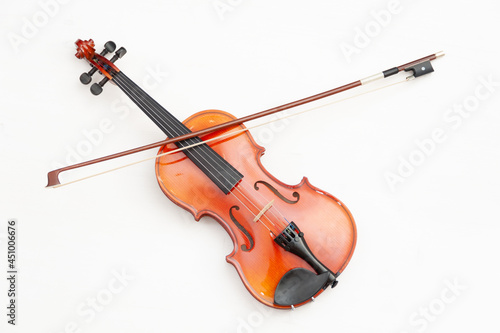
[48,39,442,309]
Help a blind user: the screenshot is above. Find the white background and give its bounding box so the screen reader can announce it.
[1,0,499,332]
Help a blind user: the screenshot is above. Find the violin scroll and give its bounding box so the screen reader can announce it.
[75,39,96,60]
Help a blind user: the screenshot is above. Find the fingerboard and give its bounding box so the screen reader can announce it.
[113,71,243,194]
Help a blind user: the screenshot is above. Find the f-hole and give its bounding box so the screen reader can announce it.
[229,206,254,251]
[254,180,300,204]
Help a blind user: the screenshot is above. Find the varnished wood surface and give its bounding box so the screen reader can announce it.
[155,110,356,308]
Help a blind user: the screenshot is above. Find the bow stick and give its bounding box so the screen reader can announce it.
[47,51,444,188]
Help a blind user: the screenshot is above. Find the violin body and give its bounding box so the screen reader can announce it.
[155,110,356,308]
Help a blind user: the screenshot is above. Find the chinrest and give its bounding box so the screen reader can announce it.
[274,268,330,306]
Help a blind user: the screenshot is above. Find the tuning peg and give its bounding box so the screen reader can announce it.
[109,47,127,63]
[89,46,127,95]
[90,76,111,96]
[90,82,103,95]
[103,41,116,54]
[83,42,126,95]
[79,41,116,85]
[79,72,92,84]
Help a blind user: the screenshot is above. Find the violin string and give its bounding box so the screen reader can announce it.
[59,74,409,198]
[66,74,409,189]
[233,181,285,231]
[57,75,409,233]
[113,73,242,191]
[112,74,284,234]
[112,71,410,231]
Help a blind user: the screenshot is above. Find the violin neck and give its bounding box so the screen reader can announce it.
[113,72,185,138]
[112,72,243,194]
